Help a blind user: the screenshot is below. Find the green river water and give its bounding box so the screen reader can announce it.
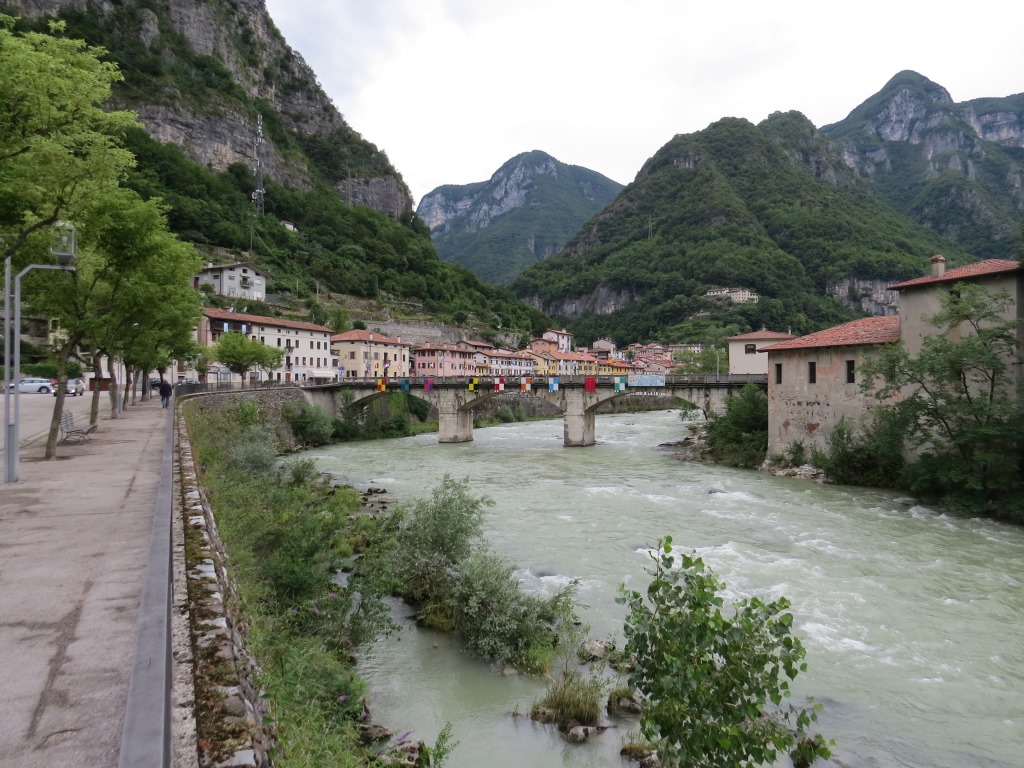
[304,410,1024,768]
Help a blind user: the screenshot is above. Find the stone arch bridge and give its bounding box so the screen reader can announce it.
[304,375,765,447]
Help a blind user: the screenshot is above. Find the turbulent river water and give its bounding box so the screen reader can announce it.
[304,410,1024,768]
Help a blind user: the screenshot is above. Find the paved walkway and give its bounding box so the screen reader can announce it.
[0,396,170,768]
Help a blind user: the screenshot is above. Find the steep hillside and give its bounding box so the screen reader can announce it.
[3,0,412,216]
[0,0,550,337]
[512,112,972,345]
[822,71,1024,261]
[417,151,622,285]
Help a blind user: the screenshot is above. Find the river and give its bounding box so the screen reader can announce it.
[304,410,1024,768]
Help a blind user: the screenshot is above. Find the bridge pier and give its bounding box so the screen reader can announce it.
[563,409,595,447]
[436,390,474,443]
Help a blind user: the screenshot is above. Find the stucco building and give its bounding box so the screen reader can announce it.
[889,256,1022,382]
[195,262,268,301]
[761,316,900,456]
[727,329,795,375]
[331,329,411,379]
[198,308,336,384]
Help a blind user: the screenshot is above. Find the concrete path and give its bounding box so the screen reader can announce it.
[0,397,170,768]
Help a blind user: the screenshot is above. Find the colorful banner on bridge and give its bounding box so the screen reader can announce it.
[614,376,627,391]
[400,379,410,393]
[628,374,666,387]
[548,377,559,392]
[376,378,386,392]
[520,377,531,392]
[468,377,479,391]
[584,376,597,392]
[494,377,505,391]
[424,378,434,392]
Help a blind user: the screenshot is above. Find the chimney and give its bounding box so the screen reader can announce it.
[207,261,213,269]
[930,254,946,278]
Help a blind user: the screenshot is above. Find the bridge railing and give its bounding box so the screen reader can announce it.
[313,373,766,389]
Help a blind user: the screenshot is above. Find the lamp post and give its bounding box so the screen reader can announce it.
[4,224,76,483]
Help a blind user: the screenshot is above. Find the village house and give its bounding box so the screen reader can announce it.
[760,316,900,456]
[197,308,337,384]
[194,261,268,302]
[412,343,478,377]
[331,329,411,379]
[476,348,537,378]
[704,286,759,304]
[889,256,1022,382]
[542,328,574,353]
[727,329,795,375]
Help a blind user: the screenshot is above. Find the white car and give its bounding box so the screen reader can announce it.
[8,377,56,394]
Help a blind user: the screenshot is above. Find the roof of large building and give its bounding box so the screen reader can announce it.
[331,329,407,345]
[203,307,330,333]
[728,329,796,341]
[889,259,1020,290]
[760,316,900,352]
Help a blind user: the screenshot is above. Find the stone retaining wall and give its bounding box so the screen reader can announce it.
[173,390,307,768]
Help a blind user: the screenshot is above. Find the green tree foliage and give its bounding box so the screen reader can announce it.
[810,413,907,489]
[397,475,490,603]
[211,331,282,384]
[0,15,137,260]
[619,537,830,768]
[862,283,1024,518]
[705,383,769,468]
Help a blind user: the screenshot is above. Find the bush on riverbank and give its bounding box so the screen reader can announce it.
[705,382,768,468]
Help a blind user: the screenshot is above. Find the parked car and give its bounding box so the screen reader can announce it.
[8,377,55,394]
[53,378,85,396]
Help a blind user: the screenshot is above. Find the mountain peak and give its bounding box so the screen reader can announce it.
[417,152,622,284]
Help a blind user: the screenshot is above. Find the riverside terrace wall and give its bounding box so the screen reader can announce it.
[172,387,307,768]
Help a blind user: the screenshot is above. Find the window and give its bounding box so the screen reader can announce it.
[774,363,782,384]
[808,361,816,384]
[348,351,355,360]
[846,359,855,384]
[745,344,756,354]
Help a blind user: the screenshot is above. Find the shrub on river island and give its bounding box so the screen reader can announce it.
[394,474,578,673]
[618,536,832,768]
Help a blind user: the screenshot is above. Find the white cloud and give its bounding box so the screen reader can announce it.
[264,0,1024,205]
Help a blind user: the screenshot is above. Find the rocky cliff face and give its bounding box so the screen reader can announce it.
[825,278,900,317]
[822,71,1024,260]
[417,150,622,284]
[1,0,412,217]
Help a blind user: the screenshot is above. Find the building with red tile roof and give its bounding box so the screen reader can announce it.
[198,308,336,384]
[760,316,901,456]
[331,329,411,379]
[727,329,796,375]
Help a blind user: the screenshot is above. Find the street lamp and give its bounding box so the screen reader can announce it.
[4,223,76,483]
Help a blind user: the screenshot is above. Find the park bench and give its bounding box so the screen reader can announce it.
[59,411,97,444]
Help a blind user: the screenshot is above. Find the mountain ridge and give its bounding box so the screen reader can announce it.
[417,150,623,284]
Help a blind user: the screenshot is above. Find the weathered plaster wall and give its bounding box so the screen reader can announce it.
[767,347,883,456]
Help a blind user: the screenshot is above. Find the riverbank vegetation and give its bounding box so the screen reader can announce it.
[184,398,404,766]
[183,396,585,764]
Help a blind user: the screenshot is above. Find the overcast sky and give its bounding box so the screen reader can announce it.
[263,0,1024,207]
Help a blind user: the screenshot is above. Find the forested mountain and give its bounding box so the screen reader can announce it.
[511,112,974,345]
[417,151,622,285]
[1,0,550,337]
[821,71,1024,262]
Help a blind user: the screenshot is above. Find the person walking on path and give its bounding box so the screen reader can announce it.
[158,378,173,409]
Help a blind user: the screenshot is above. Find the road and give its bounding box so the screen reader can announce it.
[1,389,98,454]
